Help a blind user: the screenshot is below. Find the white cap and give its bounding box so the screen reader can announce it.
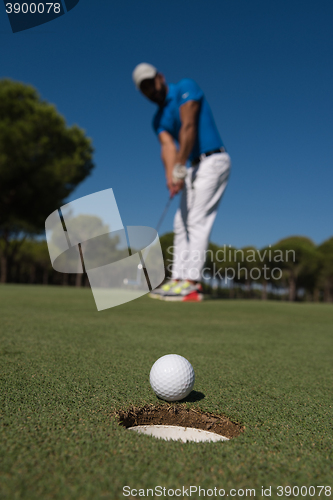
[132,63,157,89]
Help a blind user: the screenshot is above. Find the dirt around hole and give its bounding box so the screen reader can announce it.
[116,404,244,439]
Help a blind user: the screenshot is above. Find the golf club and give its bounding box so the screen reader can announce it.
[123,196,173,288]
[155,195,173,233]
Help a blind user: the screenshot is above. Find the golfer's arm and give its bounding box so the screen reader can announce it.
[176,100,200,165]
[158,131,177,182]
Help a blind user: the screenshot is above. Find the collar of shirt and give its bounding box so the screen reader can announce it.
[160,83,175,107]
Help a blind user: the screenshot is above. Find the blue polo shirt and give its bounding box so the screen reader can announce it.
[152,79,224,161]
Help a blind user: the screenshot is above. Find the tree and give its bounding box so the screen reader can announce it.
[271,236,316,301]
[209,244,238,297]
[48,214,128,286]
[14,239,52,285]
[255,246,272,300]
[159,232,174,279]
[0,79,94,282]
[317,237,333,302]
[231,246,258,297]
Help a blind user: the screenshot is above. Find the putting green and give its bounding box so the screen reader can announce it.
[0,285,332,499]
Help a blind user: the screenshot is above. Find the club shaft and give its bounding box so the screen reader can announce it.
[156,197,173,232]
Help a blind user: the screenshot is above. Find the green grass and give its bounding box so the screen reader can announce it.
[0,285,332,499]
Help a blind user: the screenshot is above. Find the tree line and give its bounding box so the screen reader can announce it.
[159,233,333,302]
[1,233,332,303]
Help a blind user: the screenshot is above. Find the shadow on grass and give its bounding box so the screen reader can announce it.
[182,390,205,402]
[156,391,205,404]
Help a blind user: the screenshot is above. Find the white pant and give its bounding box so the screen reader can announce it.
[171,152,231,281]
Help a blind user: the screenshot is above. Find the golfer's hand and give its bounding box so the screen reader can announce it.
[167,178,184,197]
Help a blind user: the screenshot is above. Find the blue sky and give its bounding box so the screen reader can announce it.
[1,0,332,249]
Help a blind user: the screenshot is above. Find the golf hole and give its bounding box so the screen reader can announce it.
[116,405,244,443]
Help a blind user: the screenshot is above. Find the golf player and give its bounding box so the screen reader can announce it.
[132,63,231,301]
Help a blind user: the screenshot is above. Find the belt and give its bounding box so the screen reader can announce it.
[191,147,226,166]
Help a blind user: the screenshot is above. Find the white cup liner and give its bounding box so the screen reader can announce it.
[128,425,229,443]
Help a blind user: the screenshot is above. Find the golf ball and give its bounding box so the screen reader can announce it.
[149,354,195,402]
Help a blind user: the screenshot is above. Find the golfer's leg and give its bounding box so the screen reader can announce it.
[171,169,193,280]
[171,209,187,279]
[186,153,231,281]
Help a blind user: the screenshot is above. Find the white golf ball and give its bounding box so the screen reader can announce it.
[149,354,195,402]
